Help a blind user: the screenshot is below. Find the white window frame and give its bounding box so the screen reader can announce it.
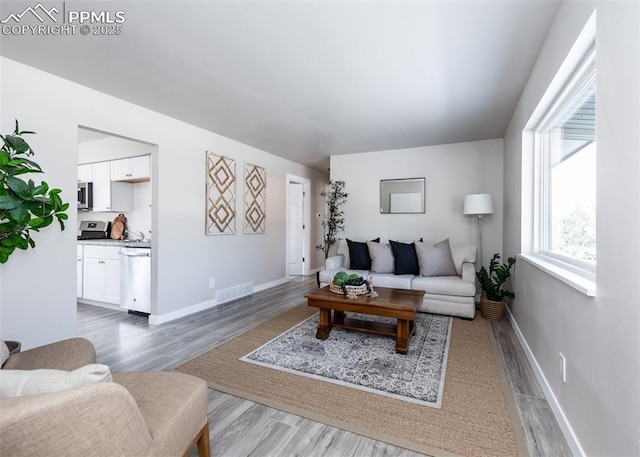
[521,11,597,297]
[534,53,596,273]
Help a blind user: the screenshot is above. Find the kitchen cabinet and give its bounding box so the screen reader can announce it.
[91,161,133,212]
[77,245,83,298]
[82,245,121,304]
[110,155,150,182]
[77,164,93,182]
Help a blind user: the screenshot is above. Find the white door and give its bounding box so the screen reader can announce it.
[288,182,304,275]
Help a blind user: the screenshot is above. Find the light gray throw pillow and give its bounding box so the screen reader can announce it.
[367,241,394,274]
[0,364,112,397]
[415,239,458,277]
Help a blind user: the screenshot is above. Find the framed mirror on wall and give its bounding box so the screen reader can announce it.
[380,177,425,214]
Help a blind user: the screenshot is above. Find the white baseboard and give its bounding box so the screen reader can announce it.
[505,306,585,457]
[149,277,290,325]
[254,277,289,292]
[149,298,217,325]
[77,298,124,312]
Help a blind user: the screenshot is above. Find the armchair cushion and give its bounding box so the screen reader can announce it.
[0,364,112,397]
[1,381,154,456]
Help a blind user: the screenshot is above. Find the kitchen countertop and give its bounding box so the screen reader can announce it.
[78,239,151,248]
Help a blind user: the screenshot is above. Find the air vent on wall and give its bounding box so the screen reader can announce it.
[215,281,255,304]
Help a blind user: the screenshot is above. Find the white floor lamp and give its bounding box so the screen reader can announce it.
[463,193,494,268]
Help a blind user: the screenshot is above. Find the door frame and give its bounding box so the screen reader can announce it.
[285,174,311,277]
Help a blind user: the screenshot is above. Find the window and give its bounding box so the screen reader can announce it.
[534,50,596,274]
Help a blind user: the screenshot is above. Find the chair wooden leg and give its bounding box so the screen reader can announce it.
[183,422,210,457]
[196,422,210,457]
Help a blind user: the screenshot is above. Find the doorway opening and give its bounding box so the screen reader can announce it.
[76,126,157,317]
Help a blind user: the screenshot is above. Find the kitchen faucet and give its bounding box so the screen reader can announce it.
[129,230,146,241]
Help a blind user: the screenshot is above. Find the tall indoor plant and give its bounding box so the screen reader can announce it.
[317,180,348,259]
[476,253,516,320]
[0,120,69,263]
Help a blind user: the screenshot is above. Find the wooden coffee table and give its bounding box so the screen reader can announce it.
[305,286,425,354]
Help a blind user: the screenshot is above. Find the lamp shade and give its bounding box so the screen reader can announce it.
[463,193,494,215]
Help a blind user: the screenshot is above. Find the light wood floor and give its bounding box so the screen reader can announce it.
[77,275,572,457]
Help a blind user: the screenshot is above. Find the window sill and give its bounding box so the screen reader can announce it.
[519,254,596,297]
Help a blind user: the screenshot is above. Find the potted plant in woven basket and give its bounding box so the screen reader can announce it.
[476,253,516,321]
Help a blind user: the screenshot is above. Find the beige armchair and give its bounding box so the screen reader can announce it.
[2,337,97,371]
[1,338,210,457]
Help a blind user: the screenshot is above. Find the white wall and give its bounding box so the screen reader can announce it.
[330,139,504,263]
[0,58,328,349]
[503,1,640,455]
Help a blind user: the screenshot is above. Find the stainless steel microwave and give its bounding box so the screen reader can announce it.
[77,182,93,210]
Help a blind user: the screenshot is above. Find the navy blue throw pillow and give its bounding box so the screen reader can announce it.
[347,238,379,270]
[389,240,419,275]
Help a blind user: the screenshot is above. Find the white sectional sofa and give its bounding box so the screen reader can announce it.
[318,239,477,319]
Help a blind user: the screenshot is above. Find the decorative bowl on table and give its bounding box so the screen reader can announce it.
[329,271,377,299]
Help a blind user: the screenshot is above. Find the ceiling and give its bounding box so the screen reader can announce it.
[0,1,560,171]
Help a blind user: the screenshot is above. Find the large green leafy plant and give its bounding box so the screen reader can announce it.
[0,121,69,263]
[317,180,348,259]
[476,253,516,302]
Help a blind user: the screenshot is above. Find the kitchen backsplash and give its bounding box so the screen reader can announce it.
[77,181,151,239]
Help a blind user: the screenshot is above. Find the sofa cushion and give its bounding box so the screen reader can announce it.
[411,275,476,297]
[415,239,458,277]
[0,364,112,397]
[346,238,379,270]
[389,240,419,275]
[367,241,394,273]
[370,273,414,289]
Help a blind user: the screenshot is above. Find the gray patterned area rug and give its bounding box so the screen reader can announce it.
[241,312,452,408]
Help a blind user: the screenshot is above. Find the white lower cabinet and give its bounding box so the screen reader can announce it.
[82,245,121,305]
[77,245,83,298]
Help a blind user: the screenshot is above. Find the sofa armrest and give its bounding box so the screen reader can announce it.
[325,255,345,270]
[3,338,96,371]
[461,262,476,283]
[0,382,154,457]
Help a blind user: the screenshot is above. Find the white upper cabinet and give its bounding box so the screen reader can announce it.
[77,163,93,182]
[111,155,150,182]
[92,161,133,212]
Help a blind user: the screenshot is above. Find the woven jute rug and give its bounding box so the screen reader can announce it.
[174,305,527,457]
